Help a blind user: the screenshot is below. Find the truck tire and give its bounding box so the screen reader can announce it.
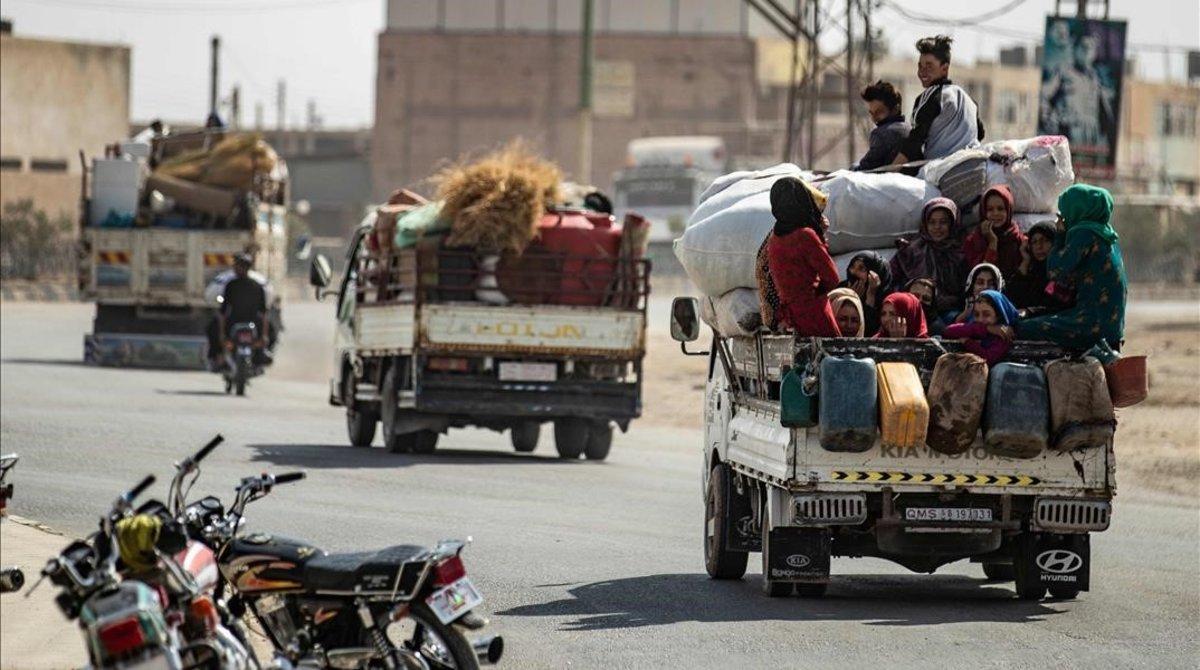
[1048,585,1080,600]
[407,430,439,455]
[381,366,408,453]
[553,419,588,459]
[584,421,613,461]
[704,463,748,580]
[983,562,1015,581]
[1013,535,1046,600]
[510,422,540,453]
[760,512,792,598]
[344,374,378,447]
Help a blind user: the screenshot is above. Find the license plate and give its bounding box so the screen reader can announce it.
[905,507,993,522]
[498,362,556,382]
[425,577,483,625]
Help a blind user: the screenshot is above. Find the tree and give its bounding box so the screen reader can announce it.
[0,199,73,280]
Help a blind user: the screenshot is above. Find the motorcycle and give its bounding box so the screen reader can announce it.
[179,446,503,669]
[1,452,24,593]
[36,459,255,670]
[223,322,263,396]
[37,474,189,669]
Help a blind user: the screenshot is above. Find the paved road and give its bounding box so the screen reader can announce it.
[2,300,1198,669]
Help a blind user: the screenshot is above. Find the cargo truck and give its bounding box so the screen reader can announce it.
[310,209,650,460]
[77,130,289,368]
[669,297,1114,599]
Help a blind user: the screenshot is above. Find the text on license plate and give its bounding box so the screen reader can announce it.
[498,362,556,382]
[904,507,993,522]
[426,577,483,625]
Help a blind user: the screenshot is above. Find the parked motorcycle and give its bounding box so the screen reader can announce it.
[37,474,189,669]
[1,453,24,593]
[179,446,503,669]
[223,322,264,396]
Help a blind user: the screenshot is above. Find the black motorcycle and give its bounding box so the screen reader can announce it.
[223,322,263,396]
[181,455,503,669]
[1,453,24,593]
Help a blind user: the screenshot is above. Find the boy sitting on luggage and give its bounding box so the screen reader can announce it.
[943,289,1018,366]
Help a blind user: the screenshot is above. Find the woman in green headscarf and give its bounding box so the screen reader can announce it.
[1016,184,1127,350]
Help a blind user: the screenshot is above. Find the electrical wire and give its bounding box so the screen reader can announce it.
[881,0,1029,27]
[4,0,372,14]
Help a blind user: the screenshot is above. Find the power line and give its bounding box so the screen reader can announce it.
[881,0,1029,27]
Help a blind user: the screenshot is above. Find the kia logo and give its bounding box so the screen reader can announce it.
[1036,550,1083,574]
[786,554,811,568]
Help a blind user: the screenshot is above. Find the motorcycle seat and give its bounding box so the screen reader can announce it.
[304,544,430,591]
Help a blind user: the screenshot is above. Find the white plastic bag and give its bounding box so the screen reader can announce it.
[673,196,773,296]
[691,163,821,226]
[700,288,762,338]
[817,172,940,255]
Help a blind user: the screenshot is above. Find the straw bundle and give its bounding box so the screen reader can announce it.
[156,134,278,192]
[434,143,562,255]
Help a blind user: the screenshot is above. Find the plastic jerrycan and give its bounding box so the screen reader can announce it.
[876,362,929,449]
[818,356,877,452]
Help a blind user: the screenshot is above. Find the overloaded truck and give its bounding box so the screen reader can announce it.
[78,129,288,368]
[311,202,650,461]
[669,302,1117,599]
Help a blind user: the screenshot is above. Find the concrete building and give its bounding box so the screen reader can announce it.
[261,129,373,239]
[1119,79,1200,196]
[0,26,130,220]
[373,0,763,198]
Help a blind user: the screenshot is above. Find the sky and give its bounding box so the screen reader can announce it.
[2,0,1197,129]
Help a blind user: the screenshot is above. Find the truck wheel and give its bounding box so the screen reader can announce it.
[983,562,1015,581]
[510,422,540,453]
[760,516,792,598]
[1048,586,1080,600]
[704,463,748,580]
[381,366,409,453]
[584,421,613,461]
[408,430,439,455]
[344,374,377,447]
[553,419,588,459]
[235,379,246,396]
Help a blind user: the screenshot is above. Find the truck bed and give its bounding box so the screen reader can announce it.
[721,335,1114,498]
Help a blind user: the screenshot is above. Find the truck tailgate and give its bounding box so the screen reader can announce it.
[418,303,645,357]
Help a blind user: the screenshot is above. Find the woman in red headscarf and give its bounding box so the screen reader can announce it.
[764,176,842,336]
[963,184,1026,280]
[874,292,929,338]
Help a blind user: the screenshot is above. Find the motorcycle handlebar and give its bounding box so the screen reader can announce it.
[273,472,305,484]
[193,435,223,464]
[127,475,156,501]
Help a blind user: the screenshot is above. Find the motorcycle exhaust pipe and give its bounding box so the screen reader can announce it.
[473,634,504,665]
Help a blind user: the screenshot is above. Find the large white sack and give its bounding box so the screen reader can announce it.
[817,172,940,255]
[691,163,820,225]
[922,136,1074,214]
[1013,212,1055,233]
[674,193,773,296]
[699,288,762,338]
[832,248,897,282]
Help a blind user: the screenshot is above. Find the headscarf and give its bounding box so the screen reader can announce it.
[827,287,865,337]
[964,262,1005,297]
[875,292,928,338]
[840,250,893,291]
[770,176,824,238]
[970,289,1020,326]
[981,185,1018,237]
[1025,220,1057,274]
[891,197,963,296]
[1058,183,1118,244]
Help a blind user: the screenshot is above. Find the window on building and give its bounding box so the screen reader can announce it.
[30,158,68,172]
[998,90,1019,125]
[0,156,21,171]
[1160,103,1198,137]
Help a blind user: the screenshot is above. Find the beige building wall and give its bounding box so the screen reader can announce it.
[372,31,758,197]
[0,33,131,220]
[1119,79,1200,195]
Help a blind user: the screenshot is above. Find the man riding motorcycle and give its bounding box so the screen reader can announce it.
[216,254,270,369]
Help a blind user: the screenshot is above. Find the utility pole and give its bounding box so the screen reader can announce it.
[782,0,801,164]
[846,0,855,165]
[254,102,264,131]
[230,85,241,129]
[276,79,286,131]
[208,35,220,120]
[578,0,594,185]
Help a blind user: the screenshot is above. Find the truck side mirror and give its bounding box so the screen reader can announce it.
[670,297,701,342]
[309,254,332,294]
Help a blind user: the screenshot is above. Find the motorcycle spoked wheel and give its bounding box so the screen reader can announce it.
[386,601,478,670]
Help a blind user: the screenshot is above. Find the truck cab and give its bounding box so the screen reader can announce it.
[671,297,1114,599]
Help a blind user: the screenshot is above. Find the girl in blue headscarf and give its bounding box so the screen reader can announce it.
[944,289,1019,366]
[1016,184,1127,350]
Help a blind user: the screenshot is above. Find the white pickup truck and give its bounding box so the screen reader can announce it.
[669,297,1114,599]
[310,222,649,460]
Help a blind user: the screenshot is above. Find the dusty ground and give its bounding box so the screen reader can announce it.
[641,283,1200,499]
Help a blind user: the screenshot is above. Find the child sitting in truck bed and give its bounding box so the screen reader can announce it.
[943,289,1019,365]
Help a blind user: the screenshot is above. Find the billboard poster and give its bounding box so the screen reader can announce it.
[1038,16,1127,178]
